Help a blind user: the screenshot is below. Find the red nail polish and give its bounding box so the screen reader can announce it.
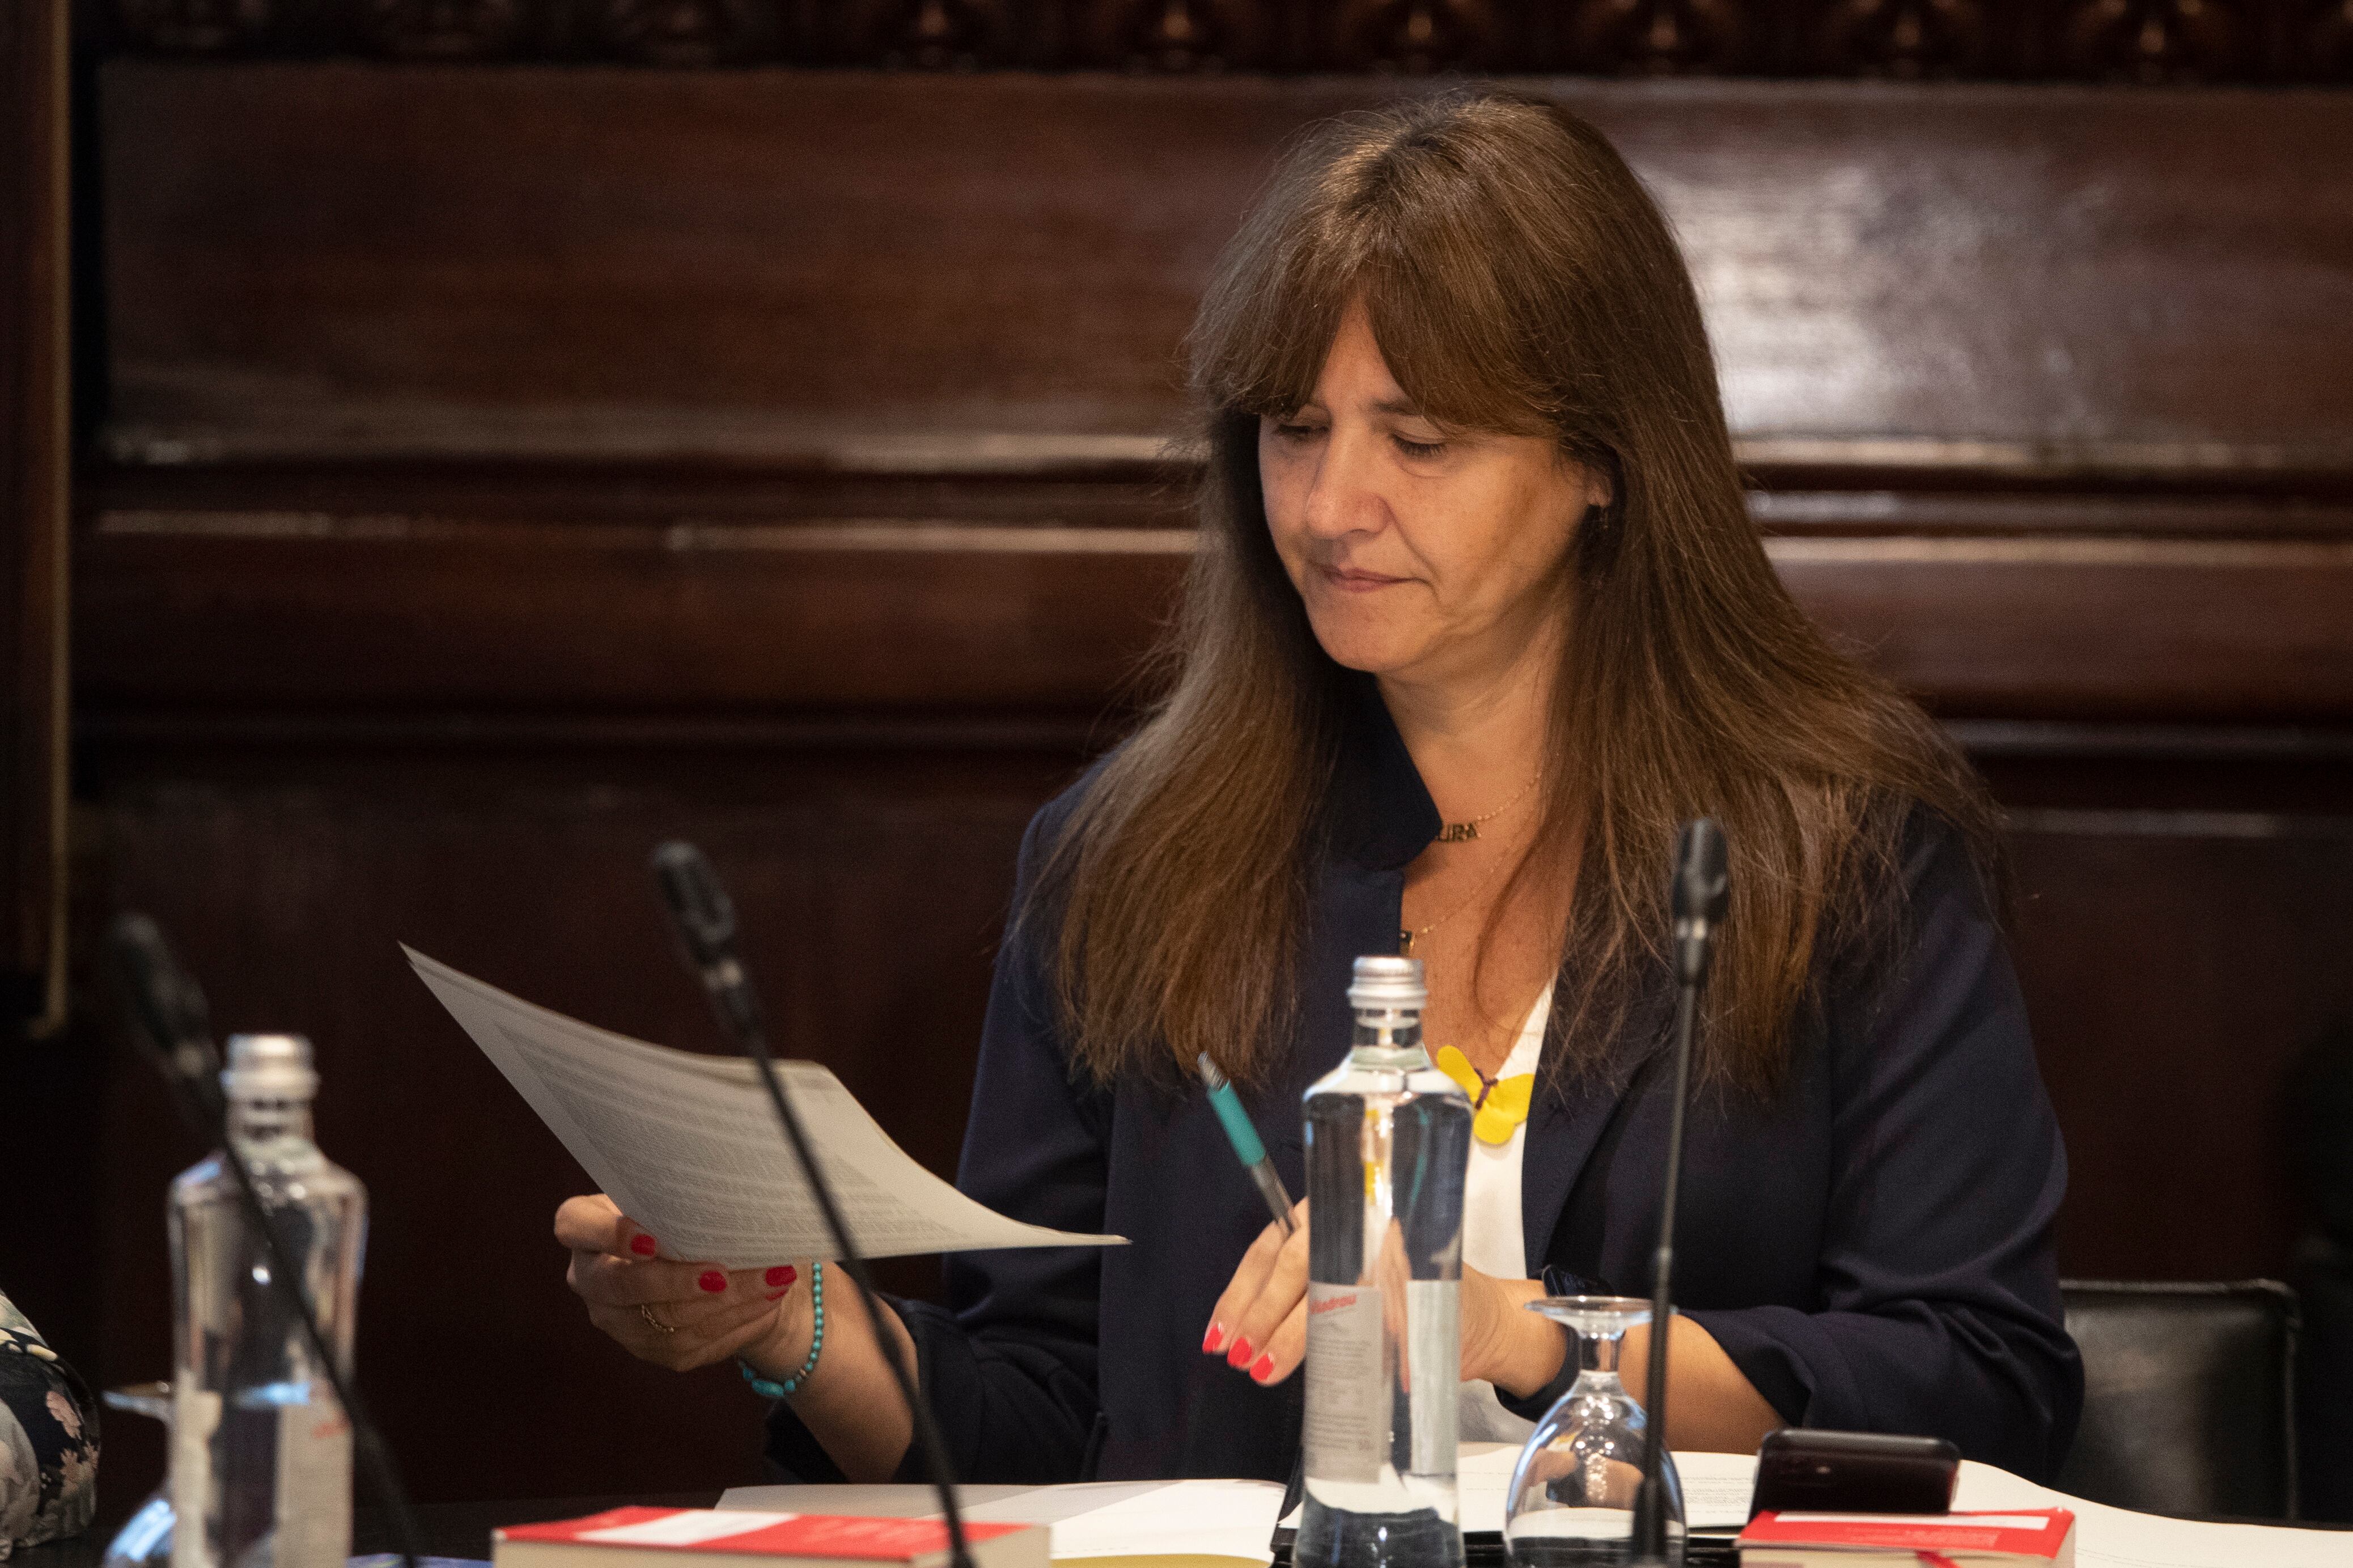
[765,1289,788,1302]
[699,1270,727,1294]
[1250,1353,1276,1383]
[630,1235,658,1257]
[1226,1337,1253,1369]
[1202,1324,1226,1355]
[766,1266,796,1288]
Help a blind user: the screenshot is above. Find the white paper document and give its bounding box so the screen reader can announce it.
[722,1451,2350,1566]
[405,947,1125,1265]
[1665,1449,1765,1531]
[1023,1480,1287,1562]
[715,1480,1287,1563]
[1949,1457,2353,1568]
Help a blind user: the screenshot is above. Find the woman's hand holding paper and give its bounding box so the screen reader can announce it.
[556,1191,918,1481]
[556,1193,804,1372]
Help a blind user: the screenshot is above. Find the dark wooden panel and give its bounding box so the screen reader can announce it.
[73,516,2353,723]
[73,519,1186,714]
[1962,724,2353,818]
[2008,813,2353,1281]
[81,748,1080,1505]
[97,69,2353,481]
[1771,535,2353,722]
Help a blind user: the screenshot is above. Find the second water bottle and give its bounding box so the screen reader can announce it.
[1296,955,1473,1568]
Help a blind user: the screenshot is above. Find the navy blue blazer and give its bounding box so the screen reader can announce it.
[767,687,2082,1486]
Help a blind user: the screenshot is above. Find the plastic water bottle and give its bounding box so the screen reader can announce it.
[169,1035,366,1568]
[1297,956,1473,1568]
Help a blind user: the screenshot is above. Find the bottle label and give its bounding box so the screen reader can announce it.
[273,1393,353,1568]
[1303,1281,1387,1482]
[1404,1279,1459,1477]
[170,1387,222,1568]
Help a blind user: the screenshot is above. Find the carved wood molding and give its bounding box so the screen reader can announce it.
[74,505,2353,724]
[92,0,2353,78]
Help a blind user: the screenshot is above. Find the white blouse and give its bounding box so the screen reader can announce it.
[1456,986,1552,1443]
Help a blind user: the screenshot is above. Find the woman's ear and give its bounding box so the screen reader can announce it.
[1555,445,1615,517]
[1584,462,1614,516]
[1569,451,1625,576]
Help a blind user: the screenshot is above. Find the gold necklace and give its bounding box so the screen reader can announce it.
[1401,881,1493,958]
[1434,771,1542,844]
[1398,838,1512,958]
[1399,774,1542,957]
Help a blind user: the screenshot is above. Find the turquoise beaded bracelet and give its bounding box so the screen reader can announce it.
[739,1260,824,1399]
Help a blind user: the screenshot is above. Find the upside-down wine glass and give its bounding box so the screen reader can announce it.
[99,1382,175,1568]
[1501,1297,1685,1566]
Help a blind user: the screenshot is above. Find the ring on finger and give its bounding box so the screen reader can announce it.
[641,1303,677,1336]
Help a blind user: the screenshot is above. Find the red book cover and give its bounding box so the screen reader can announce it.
[1737,1508,2076,1565]
[498,1508,1036,1563]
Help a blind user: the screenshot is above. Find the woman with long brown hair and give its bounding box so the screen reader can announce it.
[557,89,2080,1487]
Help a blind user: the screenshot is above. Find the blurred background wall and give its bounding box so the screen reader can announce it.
[3,0,2352,1526]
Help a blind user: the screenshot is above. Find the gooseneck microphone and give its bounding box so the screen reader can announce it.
[1630,819,1729,1567]
[648,842,974,1568]
[103,915,424,1568]
[109,916,227,1127]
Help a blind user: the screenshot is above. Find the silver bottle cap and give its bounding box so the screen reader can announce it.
[1348,954,1427,1015]
[222,1033,319,1103]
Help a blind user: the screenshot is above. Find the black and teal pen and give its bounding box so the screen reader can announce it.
[1197,1052,1296,1236]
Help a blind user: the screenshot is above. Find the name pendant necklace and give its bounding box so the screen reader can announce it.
[1399,772,1541,958]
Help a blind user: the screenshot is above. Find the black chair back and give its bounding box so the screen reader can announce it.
[2059,1279,2300,1520]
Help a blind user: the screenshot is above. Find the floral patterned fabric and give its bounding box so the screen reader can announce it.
[0,1290,97,1559]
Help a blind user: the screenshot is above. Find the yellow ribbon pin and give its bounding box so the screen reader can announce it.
[1434,1045,1534,1146]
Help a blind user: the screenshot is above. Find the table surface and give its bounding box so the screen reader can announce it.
[19,1484,2344,1568]
[18,1494,723,1568]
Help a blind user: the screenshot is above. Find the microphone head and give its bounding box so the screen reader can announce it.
[1672,818,1729,928]
[650,840,738,967]
[104,912,224,1118]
